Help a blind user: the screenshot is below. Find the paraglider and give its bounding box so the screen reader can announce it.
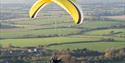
[29,0,84,24]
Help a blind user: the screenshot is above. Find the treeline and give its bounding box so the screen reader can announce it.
[0,46,125,63]
[74,48,125,63]
[52,48,125,63]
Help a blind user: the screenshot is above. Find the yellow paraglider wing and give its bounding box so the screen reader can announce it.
[29,0,84,24]
[29,0,52,18]
[52,0,83,24]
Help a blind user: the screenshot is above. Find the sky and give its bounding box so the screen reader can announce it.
[0,0,35,4]
[0,0,124,4]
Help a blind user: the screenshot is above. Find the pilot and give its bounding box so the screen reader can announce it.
[50,55,63,63]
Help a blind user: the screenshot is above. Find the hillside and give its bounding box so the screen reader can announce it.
[0,0,125,50]
[0,0,125,63]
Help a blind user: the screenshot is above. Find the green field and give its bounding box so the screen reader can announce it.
[84,28,125,36]
[1,1,125,63]
[49,41,125,51]
[0,28,81,38]
[0,36,125,51]
[0,15,125,51]
[1,19,125,39]
[0,37,100,47]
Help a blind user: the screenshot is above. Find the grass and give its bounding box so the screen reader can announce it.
[0,15,125,52]
[49,41,125,51]
[0,28,81,39]
[0,37,100,47]
[0,35,125,51]
[84,28,125,36]
[71,35,125,41]
[76,20,125,29]
[1,20,125,39]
